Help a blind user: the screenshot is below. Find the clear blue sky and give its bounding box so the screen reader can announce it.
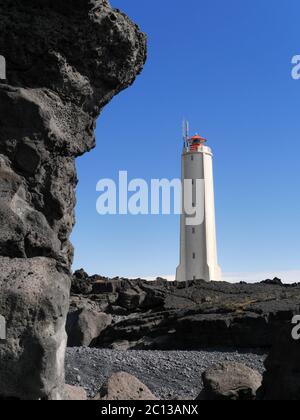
[72,0,300,281]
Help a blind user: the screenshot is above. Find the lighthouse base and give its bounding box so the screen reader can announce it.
[176,263,222,283]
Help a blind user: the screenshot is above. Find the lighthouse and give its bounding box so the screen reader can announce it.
[176,121,222,282]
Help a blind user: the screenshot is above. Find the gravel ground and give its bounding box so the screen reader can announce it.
[65,348,267,400]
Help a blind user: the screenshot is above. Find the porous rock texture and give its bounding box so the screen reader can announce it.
[0,257,70,400]
[65,384,87,401]
[198,362,262,400]
[0,0,146,400]
[95,372,158,401]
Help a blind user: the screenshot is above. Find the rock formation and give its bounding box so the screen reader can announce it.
[258,323,300,400]
[0,0,146,400]
[198,362,262,400]
[70,271,300,350]
[95,372,158,400]
[67,309,112,347]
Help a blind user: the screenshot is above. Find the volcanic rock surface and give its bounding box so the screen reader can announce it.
[67,309,112,347]
[258,322,300,400]
[70,271,300,350]
[95,371,158,400]
[65,384,88,401]
[198,362,262,400]
[0,0,146,400]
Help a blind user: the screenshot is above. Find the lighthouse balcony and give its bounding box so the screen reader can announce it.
[185,145,212,155]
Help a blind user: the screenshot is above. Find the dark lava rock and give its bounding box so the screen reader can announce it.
[70,274,300,351]
[261,278,283,286]
[0,0,146,400]
[67,308,112,347]
[258,322,300,400]
[72,269,93,295]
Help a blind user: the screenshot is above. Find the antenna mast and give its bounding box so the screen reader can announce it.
[182,119,189,149]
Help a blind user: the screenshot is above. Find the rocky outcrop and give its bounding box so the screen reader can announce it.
[67,309,112,347]
[72,269,93,295]
[0,257,70,400]
[0,0,146,400]
[95,372,158,401]
[258,323,300,400]
[70,272,300,350]
[198,362,262,400]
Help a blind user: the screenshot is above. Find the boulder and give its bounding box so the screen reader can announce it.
[67,309,112,347]
[117,288,147,311]
[65,385,87,401]
[95,372,158,401]
[198,362,262,400]
[258,324,300,400]
[110,340,131,351]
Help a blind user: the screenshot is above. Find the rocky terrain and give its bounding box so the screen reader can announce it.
[68,270,300,350]
[65,347,267,400]
[0,0,146,400]
[64,270,300,400]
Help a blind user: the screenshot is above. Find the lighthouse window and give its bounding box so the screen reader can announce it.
[192,253,196,259]
[192,228,196,234]
[191,155,194,161]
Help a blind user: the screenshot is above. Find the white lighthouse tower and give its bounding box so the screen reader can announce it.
[176,121,222,282]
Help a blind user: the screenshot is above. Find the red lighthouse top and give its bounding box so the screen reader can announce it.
[182,121,207,152]
[188,134,207,152]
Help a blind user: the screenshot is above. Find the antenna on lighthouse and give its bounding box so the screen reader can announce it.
[182,119,189,149]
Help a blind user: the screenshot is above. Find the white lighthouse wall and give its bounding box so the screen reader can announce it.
[176,147,221,282]
[176,155,187,282]
[203,152,222,281]
[183,152,207,281]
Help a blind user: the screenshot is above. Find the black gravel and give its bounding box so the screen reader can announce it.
[65,348,267,400]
